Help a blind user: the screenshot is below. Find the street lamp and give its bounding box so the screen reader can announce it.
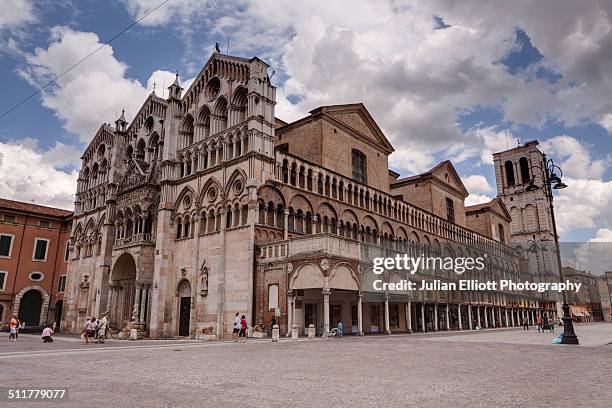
[527,158,579,345]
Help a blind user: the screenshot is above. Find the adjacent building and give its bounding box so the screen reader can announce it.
[61,52,552,339]
[598,271,612,322]
[563,266,604,321]
[0,198,72,330]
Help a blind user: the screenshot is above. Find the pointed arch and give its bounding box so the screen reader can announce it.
[225,168,247,196]
[198,176,224,208]
[175,185,197,211]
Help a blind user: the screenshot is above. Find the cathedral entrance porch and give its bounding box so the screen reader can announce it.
[108,252,151,333]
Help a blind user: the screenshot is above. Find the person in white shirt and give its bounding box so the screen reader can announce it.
[232,312,241,342]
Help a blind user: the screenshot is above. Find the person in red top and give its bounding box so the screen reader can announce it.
[536,314,544,333]
[9,314,19,342]
[239,315,247,343]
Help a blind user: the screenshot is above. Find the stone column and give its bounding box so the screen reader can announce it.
[421,303,426,332]
[458,304,462,330]
[511,308,515,326]
[484,306,489,328]
[477,306,482,328]
[286,290,293,337]
[491,307,496,328]
[498,307,503,327]
[504,308,509,327]
[284,209,289,240]
[445,304,450,330]
[434,303,439,331]
[405,300,412,334]
[468,305,473,330]
[323,289,330,337]
[358,293,364,336]
[384,294,391,335]
[133,284,141,324]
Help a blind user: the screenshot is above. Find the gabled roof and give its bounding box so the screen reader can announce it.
[277,103,395,155]
[465,197,511,222]
[0,198,73,218]
[391,160,469,198]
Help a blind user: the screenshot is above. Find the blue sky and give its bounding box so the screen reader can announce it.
[0,0,611,246]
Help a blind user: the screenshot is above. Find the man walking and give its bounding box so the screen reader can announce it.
[522,316,529,331]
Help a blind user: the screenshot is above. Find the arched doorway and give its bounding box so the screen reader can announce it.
[19,290,43,327]
[54,300,63,330]
[177,280,191,336]
[110,253,137,327]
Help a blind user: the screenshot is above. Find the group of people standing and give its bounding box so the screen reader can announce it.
[232,313,248,343]
[82,313,109,344]
[522,314,555,333]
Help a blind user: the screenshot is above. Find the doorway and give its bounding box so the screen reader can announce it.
[305,303,317,334]
[179,297,191,336]
[330,304,342,329]
[177,279,192,337]
[19,289,43,327]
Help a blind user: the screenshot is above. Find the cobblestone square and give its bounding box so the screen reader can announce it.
[1,323,611,408]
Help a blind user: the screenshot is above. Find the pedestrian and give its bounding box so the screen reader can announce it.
[522,317,529,331]
[239,314,247,343]
[83,317,92,344]
[271,315,277,329]
[90,317,97,341]
[232,312,240,342]
[337,321,343,337]
[42,325,54,343]
[536,314,543,333]
[9,314,19,341]
[96,312,108,344]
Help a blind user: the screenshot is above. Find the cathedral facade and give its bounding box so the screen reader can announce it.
[61,53,553,339]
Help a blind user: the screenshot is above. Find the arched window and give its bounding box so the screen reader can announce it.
[136,139,146,161]
[351,149,367,184]
[181,115,194,147]
[504,160,515,187]
[519,157,530,184]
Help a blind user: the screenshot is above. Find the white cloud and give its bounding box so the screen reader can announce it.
[554,178,612,235]
[588,228,612,242]
[0,139,79,210]
[465,193,492,206]
[120,0,612,169]
[0,0,36,29]
[599,114,612,134]
[540,135,608,179]
[18,26,183,142]
[463,175,494,195]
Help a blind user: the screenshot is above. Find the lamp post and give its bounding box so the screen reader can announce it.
[526,157,579,344]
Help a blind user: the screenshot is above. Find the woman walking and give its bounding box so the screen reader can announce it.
[239,315,247,343]
[83,317,92,344]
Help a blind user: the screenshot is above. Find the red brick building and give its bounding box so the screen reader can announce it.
[0,198,72,330]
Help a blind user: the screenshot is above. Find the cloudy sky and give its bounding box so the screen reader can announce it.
[0,0,611,245]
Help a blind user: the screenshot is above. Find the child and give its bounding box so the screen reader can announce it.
[42,326,54,343]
